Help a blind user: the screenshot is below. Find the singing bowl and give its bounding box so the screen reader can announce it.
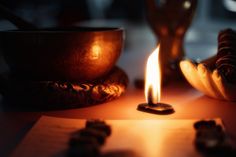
[0,27,124,81]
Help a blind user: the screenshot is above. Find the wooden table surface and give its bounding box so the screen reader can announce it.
[1,29,236,156]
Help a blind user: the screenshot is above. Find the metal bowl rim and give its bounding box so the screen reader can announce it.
[0,27,124,33]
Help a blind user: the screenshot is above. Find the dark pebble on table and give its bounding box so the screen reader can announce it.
[75,128,107,145]
[86,119,112,136]
[67,120,113,157]
[69,135,99,147]
[86,123,112,136]
[193,119,235,156]
[195,138,233,156]
[196,128,225,141]
[194,120,216,130]
[67,144,100,157]
[86,119,106,127]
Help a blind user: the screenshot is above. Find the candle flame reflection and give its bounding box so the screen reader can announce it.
[145,45,161,104]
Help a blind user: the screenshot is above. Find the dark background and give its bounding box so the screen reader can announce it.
[0,0,236,28]
[0,0,236,73]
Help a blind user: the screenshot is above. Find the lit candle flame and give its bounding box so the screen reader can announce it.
[145,45,161,104]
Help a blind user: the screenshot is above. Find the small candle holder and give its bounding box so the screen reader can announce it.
[137,102,174,115]
[136,45,175,115]
[145,0,198,81]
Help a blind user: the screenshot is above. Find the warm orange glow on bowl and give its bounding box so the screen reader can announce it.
[145,45,161,104]
[91,43,101,60]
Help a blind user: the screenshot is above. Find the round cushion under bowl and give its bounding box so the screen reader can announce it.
[1,66,128,110]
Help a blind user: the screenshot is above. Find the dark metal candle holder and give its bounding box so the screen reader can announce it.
[137,103,174,115]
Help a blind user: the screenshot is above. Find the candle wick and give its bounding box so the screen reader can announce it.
[147,87,154,105]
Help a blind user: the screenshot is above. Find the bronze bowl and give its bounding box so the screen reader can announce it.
[0,27,124,81]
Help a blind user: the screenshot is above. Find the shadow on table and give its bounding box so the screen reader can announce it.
[0,120,35,157]
[0,96,104,112]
